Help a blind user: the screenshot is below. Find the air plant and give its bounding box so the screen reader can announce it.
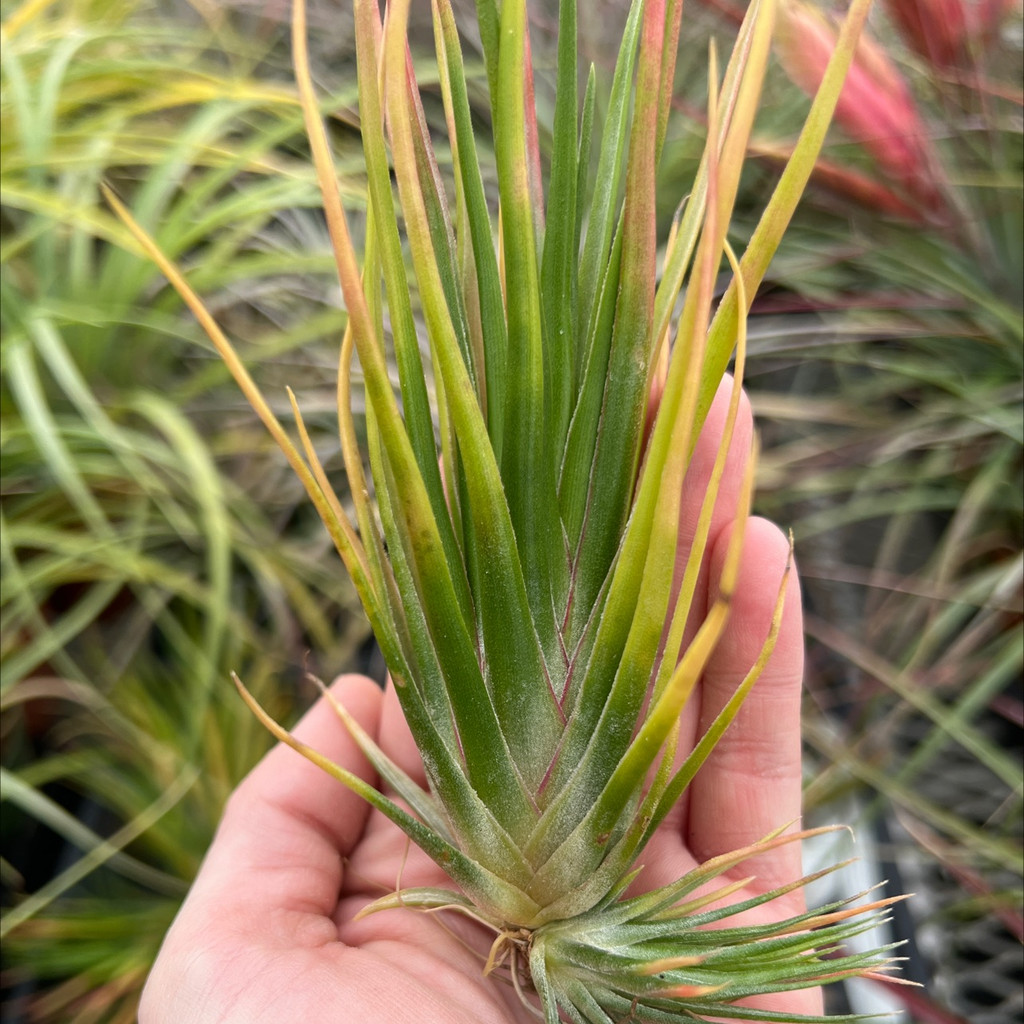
[776,0,946,217]
[108,0,908,1019]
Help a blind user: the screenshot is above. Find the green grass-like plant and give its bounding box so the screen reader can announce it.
[1,2,370,1016]
[109,0,910,1018]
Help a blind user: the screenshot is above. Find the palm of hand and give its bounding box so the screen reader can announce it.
[140,677,551,1024]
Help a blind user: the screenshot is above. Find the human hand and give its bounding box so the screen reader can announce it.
[140,381,821,1022]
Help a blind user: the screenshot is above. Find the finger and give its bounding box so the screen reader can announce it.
[623,380,755,892]
[672,376,754,783]
[686,517,806,895]
[674,375,754,611]
[187,673,383,923]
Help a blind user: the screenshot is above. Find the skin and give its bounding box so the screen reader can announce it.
[140,381,823,1022]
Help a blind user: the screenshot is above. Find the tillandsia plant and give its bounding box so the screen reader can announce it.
[108,0,908,1019]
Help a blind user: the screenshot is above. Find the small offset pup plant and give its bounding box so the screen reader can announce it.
[110,0,905,1018]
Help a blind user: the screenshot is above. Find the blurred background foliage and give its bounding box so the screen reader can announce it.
[1,1,373,1018]
[1,0,1021,1021]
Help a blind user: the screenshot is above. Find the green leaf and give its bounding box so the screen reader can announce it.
[539,0,579,465]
